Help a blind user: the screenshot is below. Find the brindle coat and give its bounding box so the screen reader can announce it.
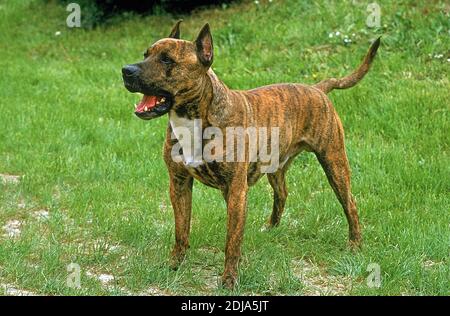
[122,21,380,288]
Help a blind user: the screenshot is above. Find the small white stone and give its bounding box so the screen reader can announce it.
[55,31,61,36]
[33,210,50,220]
[108,245,120,252]
[98,274,114,284]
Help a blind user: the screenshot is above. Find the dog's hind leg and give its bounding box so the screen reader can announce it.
[315,129,362,248]
[267,158,293,227]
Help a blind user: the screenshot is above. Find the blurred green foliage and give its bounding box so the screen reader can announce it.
[53,0,237,28]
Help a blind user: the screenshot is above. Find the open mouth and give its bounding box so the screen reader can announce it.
[134,94,172,120]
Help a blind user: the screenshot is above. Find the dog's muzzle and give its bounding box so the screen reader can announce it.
[122,64,173,120]
[122,64,141,92]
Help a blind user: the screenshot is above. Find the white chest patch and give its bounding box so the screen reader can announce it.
[169,111,204,167]
[169,111,195,141]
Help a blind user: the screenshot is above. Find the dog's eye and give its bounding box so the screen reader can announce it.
[160,53,174,65]
[143,51,149,59]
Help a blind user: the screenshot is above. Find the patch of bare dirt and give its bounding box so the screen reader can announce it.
[0,174,21,184]
[291,258,352,295]
[137,286,170,296]
[1,283,37,296]
[2,219,22,238]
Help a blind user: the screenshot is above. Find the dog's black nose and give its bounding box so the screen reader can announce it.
[122,65,140,77]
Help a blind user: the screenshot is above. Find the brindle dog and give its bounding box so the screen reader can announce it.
[122,21,380,288]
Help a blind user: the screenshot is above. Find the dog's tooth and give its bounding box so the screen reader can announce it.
[156,100,160,105]
[161,97,166,102]
[144,106,148,111]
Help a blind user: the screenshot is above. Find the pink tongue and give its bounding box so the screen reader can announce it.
[136,95,157,113]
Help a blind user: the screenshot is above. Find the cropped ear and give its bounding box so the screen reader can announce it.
[168,20,182,39]
[195,23,213,68]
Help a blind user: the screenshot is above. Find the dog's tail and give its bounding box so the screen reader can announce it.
[313,37,381,94]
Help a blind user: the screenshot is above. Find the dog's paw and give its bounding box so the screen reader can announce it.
[260,220,280,232]
[348,237,362,251]
[221,273,237,290]
[169,249,186,270]
[259,224,271,232]
[169,258,181,270]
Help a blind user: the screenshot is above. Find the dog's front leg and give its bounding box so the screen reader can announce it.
[222,166,248,289]
[168,170,193,269]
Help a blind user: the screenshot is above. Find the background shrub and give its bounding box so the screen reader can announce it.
[55,0,236,28]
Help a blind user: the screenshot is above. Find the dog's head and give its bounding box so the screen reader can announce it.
[122,21,213,120]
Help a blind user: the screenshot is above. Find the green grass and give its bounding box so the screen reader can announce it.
[0,0,449,295]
